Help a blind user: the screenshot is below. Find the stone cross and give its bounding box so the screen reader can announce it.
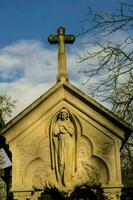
[48,27,75,82]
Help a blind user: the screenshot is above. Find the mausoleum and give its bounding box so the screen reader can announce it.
[0,27,132,200]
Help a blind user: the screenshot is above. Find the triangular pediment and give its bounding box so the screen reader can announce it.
[1,81,132,144]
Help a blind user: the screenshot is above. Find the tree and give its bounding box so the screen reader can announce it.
[0,95,15,199]
[0,149,7,200]
[78,2,133,122]
[78,1,133,188]
[0,95,16,123]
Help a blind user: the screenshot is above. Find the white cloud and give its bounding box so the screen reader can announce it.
[2,33,123,123]
[0,39,87,122]
[0,40,58,84]
[1,30,127,123]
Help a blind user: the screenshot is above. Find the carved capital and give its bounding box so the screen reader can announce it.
[13,191,32,200]
[116,192,121,200]
[30,191,43,200]
[103,190,121,200]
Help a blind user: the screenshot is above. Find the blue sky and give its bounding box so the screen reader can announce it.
[0,0,121,48]
[0,0,130,121]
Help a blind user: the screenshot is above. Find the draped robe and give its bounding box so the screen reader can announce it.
[52,116,75,186]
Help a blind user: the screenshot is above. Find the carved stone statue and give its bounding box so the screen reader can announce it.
[50,108,77,186]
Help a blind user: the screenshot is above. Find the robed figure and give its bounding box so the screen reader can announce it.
[50,108,77,186]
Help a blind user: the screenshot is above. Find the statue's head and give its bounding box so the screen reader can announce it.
[59,108,70,120]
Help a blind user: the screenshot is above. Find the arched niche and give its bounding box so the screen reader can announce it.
[77,134,109,186]
[49,107,82,187]
[24,158,48,188]
[90,156,110,184]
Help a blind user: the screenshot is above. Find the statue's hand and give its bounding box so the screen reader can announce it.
[60,126,67,134]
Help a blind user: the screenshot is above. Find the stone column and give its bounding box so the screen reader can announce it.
[103,188,121,200]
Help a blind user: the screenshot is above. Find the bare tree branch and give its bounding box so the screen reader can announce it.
[0,95,16,121]
[78,2,133,188]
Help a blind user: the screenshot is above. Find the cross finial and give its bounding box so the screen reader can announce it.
[48,27,75,82]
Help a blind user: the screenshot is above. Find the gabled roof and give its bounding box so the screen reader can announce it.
[0,81,133,142]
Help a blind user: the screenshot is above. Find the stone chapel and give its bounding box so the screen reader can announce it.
[0,27,133,200]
